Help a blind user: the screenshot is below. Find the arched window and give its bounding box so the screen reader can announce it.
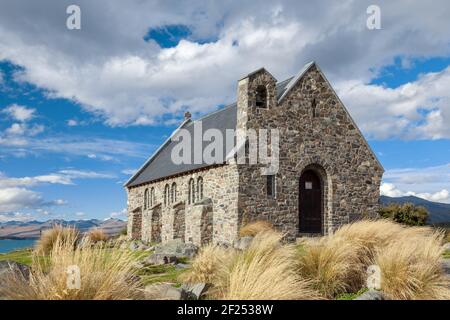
[312,98,317,118]
[150,187,155,207]
[188,178,195,204]
[144,188,149,209]
[255,85,267,108]
[164,184,170,206]
[197,177,203,201]
[171,182,177,204]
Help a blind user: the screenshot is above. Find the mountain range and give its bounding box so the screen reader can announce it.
[0,218,127,239]
[380,195,450,224]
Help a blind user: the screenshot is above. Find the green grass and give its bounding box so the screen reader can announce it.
[336,288,368,300]
[443,250,450,259]
[0,248,33,266]
[138,263,190,286]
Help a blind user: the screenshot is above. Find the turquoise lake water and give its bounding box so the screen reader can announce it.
[0,239,36,254]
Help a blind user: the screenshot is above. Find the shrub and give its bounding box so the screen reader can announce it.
[0,236,142,300]
[239,220,274,237]
[87,228,108,243]
[35,225,80,255]
[375,230,450,300]
[379,203,428,226]
[214,231,320,300]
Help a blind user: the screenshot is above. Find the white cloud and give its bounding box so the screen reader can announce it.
[0,187,43,212]
[109,208,127,219]
[381,163,450,203]
[0,1,449,135]
[75,212,86,217]
[0,212,33,223]
[121,168,137,175]
[5,123,44,136]
[67,119,78,126]
[2,104,35,122]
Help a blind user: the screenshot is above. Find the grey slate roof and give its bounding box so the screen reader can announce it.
[125,76,293,187]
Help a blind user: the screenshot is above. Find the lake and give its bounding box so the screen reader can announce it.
[0,239,36,254]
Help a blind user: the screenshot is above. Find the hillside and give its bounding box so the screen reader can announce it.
[0,218,127,239]
[380,195,450,224]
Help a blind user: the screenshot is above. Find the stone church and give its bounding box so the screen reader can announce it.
[125,61,384,245]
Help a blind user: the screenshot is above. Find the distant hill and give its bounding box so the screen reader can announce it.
[380,195,450,224]
[0,218,127,239]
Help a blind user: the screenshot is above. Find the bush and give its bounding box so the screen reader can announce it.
[0,236,142,300]
[35,225,80,255]
[239,220,274,237]
[379,203,428,226]
[87,228,108,243]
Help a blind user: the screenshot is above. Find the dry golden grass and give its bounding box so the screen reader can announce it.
[214,231,320,300]
[297,236,364,298]
[239,220,274,237]
[35,225,80,255]
[87,228,109,243]
[180,244,236,284]
[375,230,450,300]
[297,219,450,299]
[0,235,142,300]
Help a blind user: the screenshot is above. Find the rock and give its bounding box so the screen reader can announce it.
[181,283,209,300]
[144,253,177,265]
[175,263,190,270]
[144,283,182,300]
[442,260,450,276]
[0,260,30,284]
[233,236,253,250]
[154,240,198,258]
[444,242,450,251]
[129,241,148,251]
[355,289,384,300]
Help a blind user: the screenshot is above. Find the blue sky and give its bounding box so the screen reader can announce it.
[0,1,449,221]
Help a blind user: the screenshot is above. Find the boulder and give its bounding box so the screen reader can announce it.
[442,260,450,277]
[233,236,253,250]
[144,283,182,300]
[154,240,198,258]
[129,241,148,251]
[144,253,177,266]
[181,283,209,300]
[444,242,450,251]
[355,289,385,300]
[0,260,30,284]
[175,263,190,270]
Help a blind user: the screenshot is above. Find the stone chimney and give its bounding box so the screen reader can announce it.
[184,111,192,120]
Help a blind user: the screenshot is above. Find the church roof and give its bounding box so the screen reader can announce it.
[125,76,293,188]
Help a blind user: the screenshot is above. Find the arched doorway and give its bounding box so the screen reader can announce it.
[299,169,322,234]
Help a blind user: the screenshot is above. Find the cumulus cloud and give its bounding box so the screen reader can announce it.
[2,104,35,122]
[0,0,449,138]
[0,212,33,223]
[381,163,450,203]
[0,187,43,212]
[109,208,127,219]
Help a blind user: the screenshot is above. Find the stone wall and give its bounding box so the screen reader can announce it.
[126,163,239,245]
[236,64,383,240]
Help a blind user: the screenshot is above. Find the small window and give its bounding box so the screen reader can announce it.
[312,98,317,118]
[164,184,170,206]
[150,187,155,207]
[267,175,276,198]
[144,188,149,209]
[188,178,195,204]
[255,85,267,108]
[171,182,177,204]
[197,177,203,201]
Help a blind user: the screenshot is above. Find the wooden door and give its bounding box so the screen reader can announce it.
[299,170,322,233]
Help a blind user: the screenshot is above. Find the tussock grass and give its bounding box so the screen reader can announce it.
[87,228,108,243]
[375,230,450,300]
[216,230,320,300]
[0,235,142,300]
[297,219,450,300]
[180,244,235,284]
[239,220,274,237]
[35,225,80,255]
